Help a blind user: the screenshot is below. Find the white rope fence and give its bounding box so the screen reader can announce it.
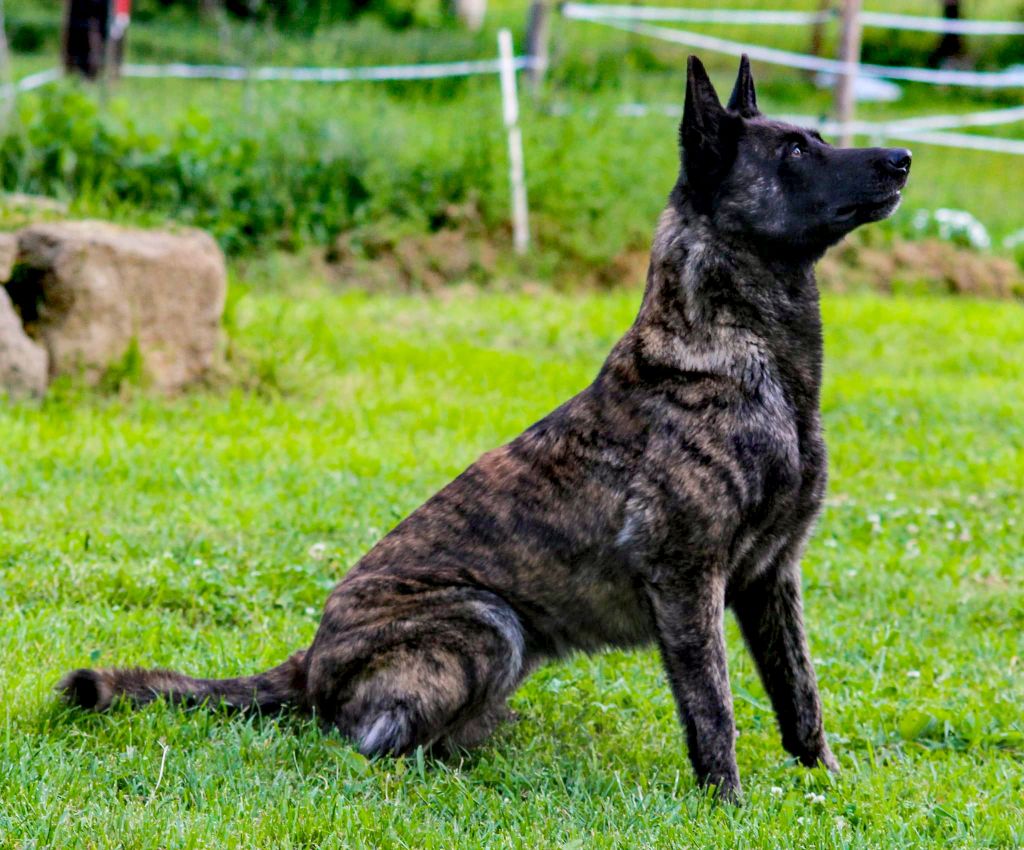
[562,6,1024,88]
[560,4,1024,36]
[119,56,536,83]
[0,65,61,98]
[565,100,1024,155]
[561,3,1024,156]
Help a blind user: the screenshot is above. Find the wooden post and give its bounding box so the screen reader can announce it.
[454,0,486,32]
[525,0,551,89]
[929,0,964,67]
[835,0,862,147]
[63,0,110,79]
[498,29,529,255]
[100,0,116,100]
[809,0,832,59]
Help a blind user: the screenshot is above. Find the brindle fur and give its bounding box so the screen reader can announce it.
[60,56,912,801]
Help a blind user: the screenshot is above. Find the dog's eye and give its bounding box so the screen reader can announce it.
[788,143,805,159]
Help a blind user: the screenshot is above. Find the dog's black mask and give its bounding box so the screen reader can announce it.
[680,55,911,257]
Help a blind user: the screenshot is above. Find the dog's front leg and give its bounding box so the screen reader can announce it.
[731,557,838,773]
[645,572,741,801]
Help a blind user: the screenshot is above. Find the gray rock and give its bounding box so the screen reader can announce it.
[0,232,17,282]
[0,287,48,399]
[15,221,227,391]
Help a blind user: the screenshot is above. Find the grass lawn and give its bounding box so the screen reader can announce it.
[1,286,1022,847]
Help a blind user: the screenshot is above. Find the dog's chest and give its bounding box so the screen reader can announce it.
[622,363,823,573]
[726,381,826,582]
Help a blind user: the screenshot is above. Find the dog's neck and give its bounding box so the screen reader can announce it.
[621,200,824,397]
[640,203,819,328]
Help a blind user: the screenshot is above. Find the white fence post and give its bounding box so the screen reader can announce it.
[498,28,530,255]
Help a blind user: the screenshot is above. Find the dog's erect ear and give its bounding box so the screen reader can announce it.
[727,54,759,118]
[682,55,724,147]
[680,56,736,199]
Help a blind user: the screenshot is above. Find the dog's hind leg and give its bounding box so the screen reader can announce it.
[441,701,519,752]
[311,593,527,758]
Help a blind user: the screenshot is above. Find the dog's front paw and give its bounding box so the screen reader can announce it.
[816,745,840,774]
[797,743,839,774]
[712,780,743,805]
[699,769,743,804]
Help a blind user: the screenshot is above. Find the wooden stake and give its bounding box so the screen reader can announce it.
[498,29,529,255]
[835,0,862,147]
[809,0,832,60]
[525,0,551,90]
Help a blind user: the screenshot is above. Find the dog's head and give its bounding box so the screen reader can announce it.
[678,55,911,256]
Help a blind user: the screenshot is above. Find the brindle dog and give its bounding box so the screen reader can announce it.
[60,55,911,801]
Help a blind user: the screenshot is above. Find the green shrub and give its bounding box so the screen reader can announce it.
[0,86,499,256]
[133,0,445,30]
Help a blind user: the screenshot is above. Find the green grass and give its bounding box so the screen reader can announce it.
[1,287,1022,848]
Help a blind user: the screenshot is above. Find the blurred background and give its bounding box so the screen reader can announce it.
[2,4,1023,847]
[1,0,1022,294]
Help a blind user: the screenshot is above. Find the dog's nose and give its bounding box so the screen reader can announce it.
[883,148,912,175]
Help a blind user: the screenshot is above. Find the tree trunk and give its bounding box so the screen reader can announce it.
[62,0,110,80]
[929,0,965,67]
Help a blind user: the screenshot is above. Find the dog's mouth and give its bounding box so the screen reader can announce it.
[835,191,902,222]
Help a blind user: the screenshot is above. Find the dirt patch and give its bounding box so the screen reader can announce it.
[327,202,500,292]
[315,215,1024,300]
[591,248,651,289]
[819,236,1023,300]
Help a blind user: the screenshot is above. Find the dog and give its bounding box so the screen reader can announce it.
[60,55,911,801]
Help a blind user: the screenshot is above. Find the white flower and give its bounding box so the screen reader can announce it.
[1004,228,1024,249]
[907,670,921,678]
[308,542,328,560]
[806,792,826,805]
[835,816,848,830]
[914,208,991,250]
[771,786,784,797]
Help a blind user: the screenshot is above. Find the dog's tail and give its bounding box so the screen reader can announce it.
[57,650,308,714]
